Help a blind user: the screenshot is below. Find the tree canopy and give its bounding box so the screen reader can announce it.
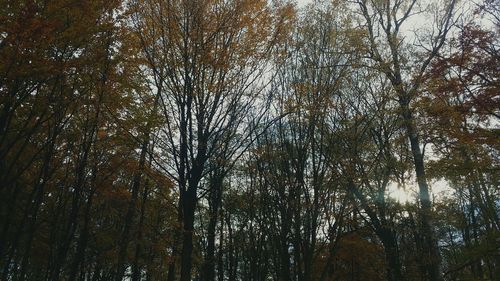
[0,0,498,281]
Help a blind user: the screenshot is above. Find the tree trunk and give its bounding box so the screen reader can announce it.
[202,175,223,281]
[115,138,149,281]
[132,181,150,281]
[180,187,197,281]
[399,98,443,281]
[68,187,95,281]
[378,228,404,281]
[217,207,224,281]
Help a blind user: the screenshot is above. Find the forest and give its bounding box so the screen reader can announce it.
[0,0,498,280]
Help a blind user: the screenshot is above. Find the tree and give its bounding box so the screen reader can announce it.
[130,0,294,280]
[353,0,459,279]
[1,1,496,280]
[423,3,499,278]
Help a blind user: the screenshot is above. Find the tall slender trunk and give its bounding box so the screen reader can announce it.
[349,182,405,281]
[279,239,291,281]
[167,200,182,281]
[399,98,442,281]
[217,207,224,281]
[132,180,150,281]
[68,182,96,281]
[0,182,22,259]
[166,246,177,281]
[2,125,58,281]
[180,186,197,281]
[115,138,149,281]
[226,213,238,281]
[203,175,223,281]
[378,228,404,281]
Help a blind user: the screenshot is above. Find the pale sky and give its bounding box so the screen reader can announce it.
[296,0,312,7]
